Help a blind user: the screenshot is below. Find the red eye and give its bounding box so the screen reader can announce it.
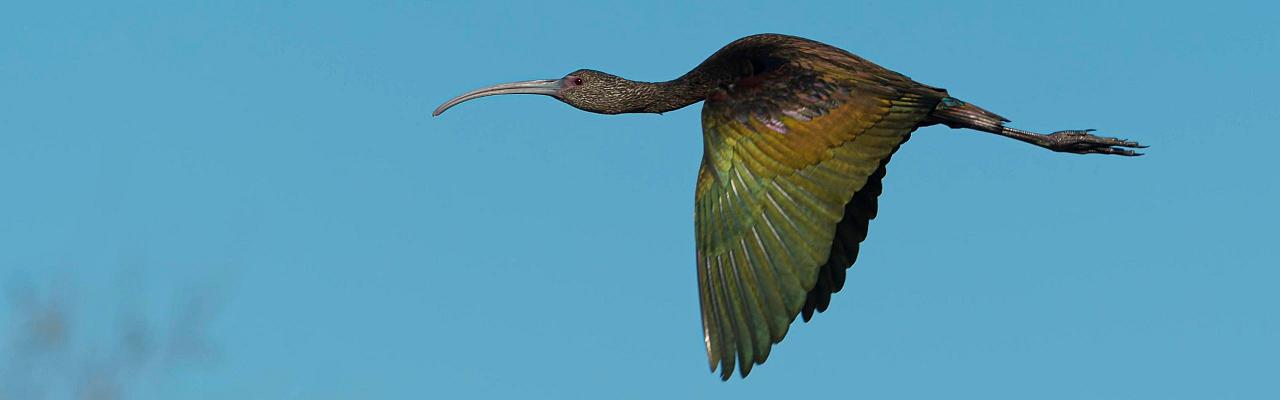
[573,77,583,85]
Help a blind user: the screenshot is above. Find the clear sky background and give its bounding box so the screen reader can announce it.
[2,1,1277,399]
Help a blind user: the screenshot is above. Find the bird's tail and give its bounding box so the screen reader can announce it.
[926,97,1009,134]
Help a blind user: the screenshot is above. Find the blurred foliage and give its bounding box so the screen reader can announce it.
[2,270,226,400]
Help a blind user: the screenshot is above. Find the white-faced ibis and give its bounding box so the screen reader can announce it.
[434,33,1145,380]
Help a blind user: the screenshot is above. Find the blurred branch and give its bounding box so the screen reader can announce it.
[2,269,228,400]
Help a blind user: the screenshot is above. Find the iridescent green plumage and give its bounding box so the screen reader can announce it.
[692,34,945,378]
[434,33,1145,381]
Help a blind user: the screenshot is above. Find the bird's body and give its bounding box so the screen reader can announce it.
[434,33,1144,380]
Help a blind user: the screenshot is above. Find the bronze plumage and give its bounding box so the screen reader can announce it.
[434,33,1145,380]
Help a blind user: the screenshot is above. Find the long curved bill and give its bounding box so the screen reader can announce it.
[433,79,562,116]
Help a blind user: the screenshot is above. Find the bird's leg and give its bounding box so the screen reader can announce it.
[993,127,1146,156]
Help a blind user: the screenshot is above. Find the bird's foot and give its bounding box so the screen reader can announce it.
[1039,129,1146,156]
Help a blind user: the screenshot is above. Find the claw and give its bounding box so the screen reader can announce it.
[1040,129,1147,156]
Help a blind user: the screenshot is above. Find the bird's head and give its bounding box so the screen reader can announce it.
[434,69,660,116]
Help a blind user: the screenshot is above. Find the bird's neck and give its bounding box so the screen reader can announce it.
[624,72,721,114]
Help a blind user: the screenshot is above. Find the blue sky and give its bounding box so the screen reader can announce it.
[2,1,1276,399]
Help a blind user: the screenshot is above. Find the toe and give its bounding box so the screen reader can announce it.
[1089,146,1143,156]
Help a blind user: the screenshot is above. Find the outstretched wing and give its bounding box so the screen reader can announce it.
[694,35,943,379]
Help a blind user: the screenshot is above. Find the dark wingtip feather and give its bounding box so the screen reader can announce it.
[801,292,816,322]
[816,290,832,312]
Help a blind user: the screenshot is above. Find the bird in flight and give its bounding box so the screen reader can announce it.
[434,33,1145,380]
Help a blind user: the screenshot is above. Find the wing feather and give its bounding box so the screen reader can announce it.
[694,36,943,379]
